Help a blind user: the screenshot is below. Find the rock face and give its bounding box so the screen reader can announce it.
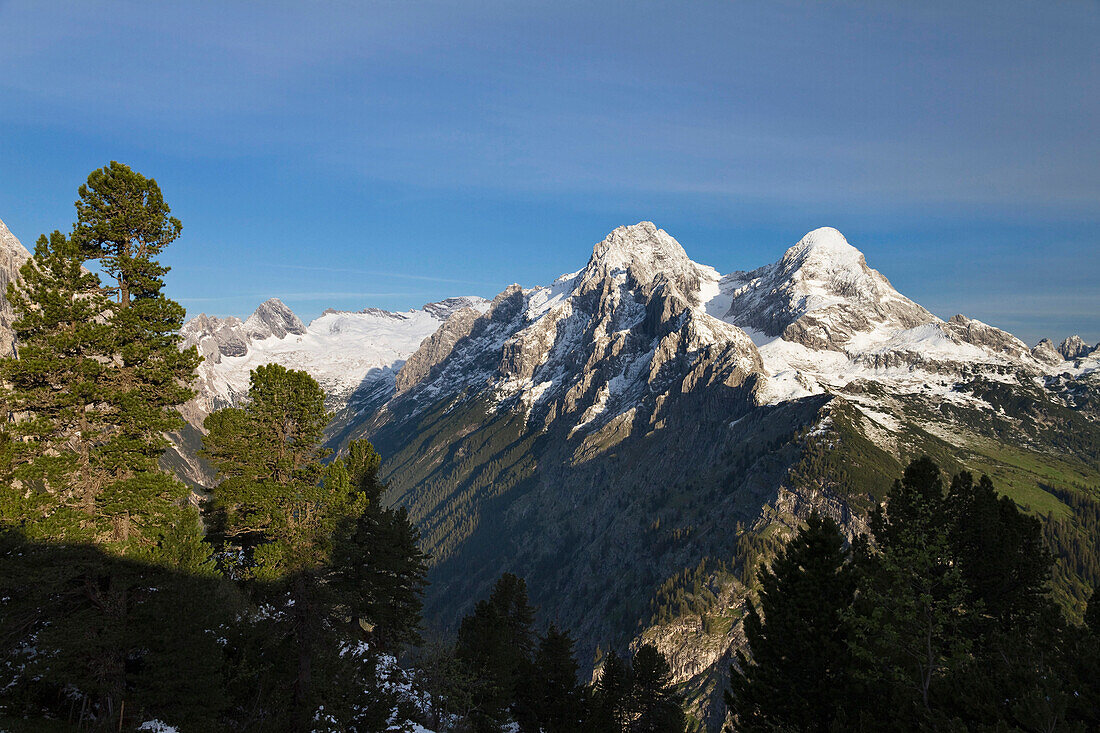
[389,222,763,432]
[1032,338,1064,365]
[181,314,248,364]
[942,314,1032,359]
[421,296,491,321]
[1059,335,1095,361]
[0,218,32,357]
[242,298,307,340]
[395,305,484,394]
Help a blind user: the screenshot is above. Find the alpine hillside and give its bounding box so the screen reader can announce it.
[11,214,1091,731]
[308,222,1100,729]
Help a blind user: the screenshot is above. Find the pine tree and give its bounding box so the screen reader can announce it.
[726,511,855,732]
[69,161,203,561]
[1,230,110,540]
[526,624,586,732]
[629,644,684,733]
[0,166,225,729]
[203,364,363,729]
[202,363,335,581]
[1066,587,1100,727]
[591,650,632,732]
[73,160,181,310]
[455,572,538,731]
[848,458,971,729]
[946,471,1052,631]
[329,440,428,650]
[943,471,1078,729]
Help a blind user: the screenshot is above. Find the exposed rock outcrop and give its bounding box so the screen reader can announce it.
[0,218,32,357]
[1059,334,1095,361]
[1031,338,1064,365]
[243,297,307,340]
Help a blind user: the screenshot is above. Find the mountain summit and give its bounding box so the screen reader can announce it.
[578,222,713,306]
[722,227,934,351]
[243,297,307,340]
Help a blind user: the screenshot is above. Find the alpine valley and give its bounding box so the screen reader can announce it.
[3,217,1098,730]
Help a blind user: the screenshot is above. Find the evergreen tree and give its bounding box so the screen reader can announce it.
[329,439,428,650]
[1,230,110,540]
[847,457,971,729]
[455,572,537,731]
[526,624,586,732]
[1084,586,1100,635]
[203,366,430,730]
[1065,587,1100,727]
[942,471,1078,729]
[73,160,181,309]
[591,650,632,732]
[203,364,368,729]
[629,644,684,733]
[946,471,1052,631]
[69,161,203,560]
[202,363,335,581]
[0,166,224,729]
[726,511,855,732]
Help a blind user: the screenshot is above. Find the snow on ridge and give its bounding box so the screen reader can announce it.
[183,298,490,422]
[183,222,1088,427]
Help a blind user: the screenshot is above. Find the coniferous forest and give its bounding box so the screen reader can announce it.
[1,167,1097,732]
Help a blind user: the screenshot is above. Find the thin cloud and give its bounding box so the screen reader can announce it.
[178,291,425,303]
[264,263,492,287]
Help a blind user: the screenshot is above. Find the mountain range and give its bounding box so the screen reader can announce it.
[1,217,1098,730]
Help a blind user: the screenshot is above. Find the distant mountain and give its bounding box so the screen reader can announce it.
[179,296,490,421]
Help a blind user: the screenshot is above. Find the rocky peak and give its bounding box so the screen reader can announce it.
[578,222,710,304]
[392,225,762,440]
[1031,338,1064,365]
[1058,335,1094,361]
[243,298,307,341]
[181,313,248,363]
[0,218,31,357]
[722,227,934,351]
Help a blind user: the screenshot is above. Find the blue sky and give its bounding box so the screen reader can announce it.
[0,1,1097,344]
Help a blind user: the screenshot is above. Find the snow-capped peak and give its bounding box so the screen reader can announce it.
[577,221,716,308]
[781,226,864,271]
[580,220,699,281]
[586,221,690,271]
[243,298,307,341]
[721,227,934,351]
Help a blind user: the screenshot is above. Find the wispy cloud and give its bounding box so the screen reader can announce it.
[263,263,492,286]
[178,291,426,303]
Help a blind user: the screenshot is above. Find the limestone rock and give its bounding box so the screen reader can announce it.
[0,218,32,357]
